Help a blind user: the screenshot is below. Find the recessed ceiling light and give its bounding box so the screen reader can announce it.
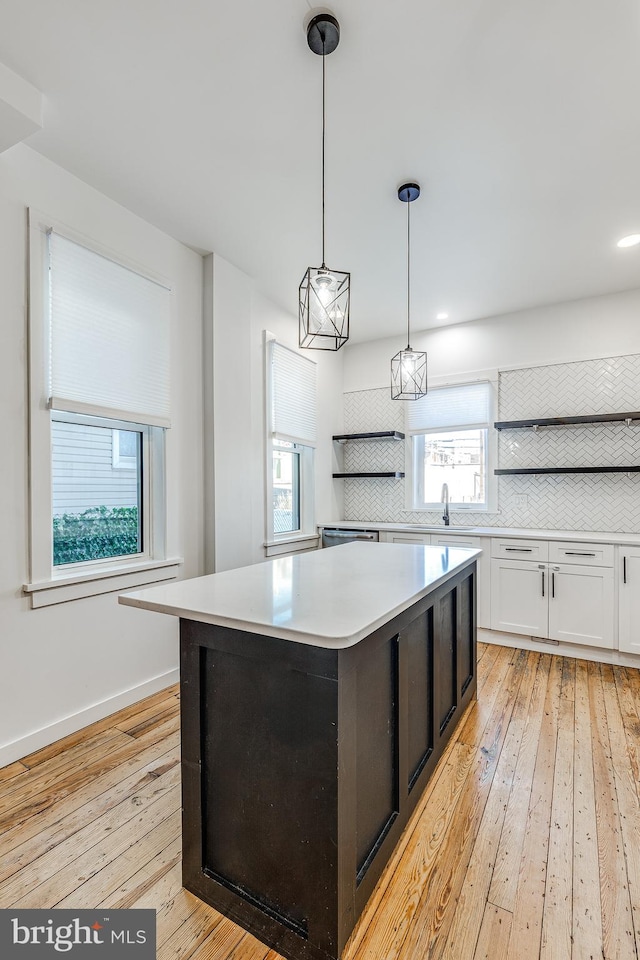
[617,234,640,248]
[436,312,449,320]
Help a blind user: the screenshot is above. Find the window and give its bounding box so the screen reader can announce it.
[25,210,179,605]
[408,381,494,511]
[266,338,316,543]
[52,416,144,566]
[112,429,139,469]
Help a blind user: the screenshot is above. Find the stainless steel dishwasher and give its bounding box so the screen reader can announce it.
[321,527,380,548]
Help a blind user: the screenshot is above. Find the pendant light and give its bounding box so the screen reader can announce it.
[299,14,350,351]
[391,182,427,399]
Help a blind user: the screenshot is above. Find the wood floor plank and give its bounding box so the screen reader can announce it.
[0,728,135,820]
[602,663,640,956]
[588,662,636,960]
[560,655,576,701]
[157,899,223,960]
[97,835,182,910]
[396,649,530,960]
[613,665,640,794]
[2,779,180,908]
[540,696,574,960]
[0,761,29,784]
[573,659,604,960]
[440,651,540,960]
[20,685,179,768]
[0,733,179,862]
[55,810,181,909]
[488,652,552,912]
[509,654,562,960]
[472,904,512,960]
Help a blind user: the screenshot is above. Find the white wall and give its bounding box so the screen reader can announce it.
[205,254,344,573]
[344,288,640,391]
[0,144,204,765]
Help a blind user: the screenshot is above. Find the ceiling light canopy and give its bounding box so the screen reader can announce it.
[617,234,640,248]
[391,182,427,400]
[299,13,350,351]
[436,312,449,321]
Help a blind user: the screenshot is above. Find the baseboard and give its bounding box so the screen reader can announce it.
[0,668,180,768]
[479,628,640,668]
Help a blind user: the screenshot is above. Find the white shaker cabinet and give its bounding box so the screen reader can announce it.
[547,563,614,648]
[619,549,640,655]
[490,539,615,649]
[490,558,548,636]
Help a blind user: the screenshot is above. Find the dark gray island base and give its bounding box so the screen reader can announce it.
[179,560,477,960]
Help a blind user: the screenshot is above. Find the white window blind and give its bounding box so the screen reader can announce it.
[269,340,317,447]
[407,381,491,433]
[48,231,171,427]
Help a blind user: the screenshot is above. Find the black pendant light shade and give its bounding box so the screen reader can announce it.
[299,14,350,351]
[391,182,427,400]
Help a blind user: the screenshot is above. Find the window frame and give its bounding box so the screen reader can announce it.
[264,333,317,549]
[112,428,139,470]
[25,209,178,606]
[406,377,498,514]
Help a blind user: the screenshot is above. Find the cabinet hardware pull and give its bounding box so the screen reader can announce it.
[564,551,596,557]
[552,571,555,599]
[541,570,545,597]
[505,547,533,552]
[624,556,627,584]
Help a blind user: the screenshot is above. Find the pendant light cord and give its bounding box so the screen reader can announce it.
[406,197,411,350]
[321,38,326,268]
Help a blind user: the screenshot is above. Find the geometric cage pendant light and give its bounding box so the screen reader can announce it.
[299,14,350,351]
[391,182,427,399]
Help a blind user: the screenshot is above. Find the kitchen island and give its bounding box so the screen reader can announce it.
[120,541,479,960]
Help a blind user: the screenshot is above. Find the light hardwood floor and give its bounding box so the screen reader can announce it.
[1,643,639,960]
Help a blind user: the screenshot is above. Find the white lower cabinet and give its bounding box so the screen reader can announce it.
[491,540,615,649]
[619,549,640,654]
[547,563,614,647]
[491,559,548,636]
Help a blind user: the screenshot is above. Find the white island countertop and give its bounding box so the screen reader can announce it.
[119,541,480,649]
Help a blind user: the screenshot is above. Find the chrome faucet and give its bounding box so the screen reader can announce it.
[441,483,450,526]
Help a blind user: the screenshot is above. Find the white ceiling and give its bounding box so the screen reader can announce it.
[2,0,640,343]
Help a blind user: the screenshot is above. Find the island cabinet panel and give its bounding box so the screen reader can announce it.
[179,561,477,960]
[354,635,398,878]
[436,590,457,735]
[405,609,434,790]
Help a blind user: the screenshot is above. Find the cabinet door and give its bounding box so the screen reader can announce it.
[619,549,640,654]
[490,559,548,636]
[548,564,614,648]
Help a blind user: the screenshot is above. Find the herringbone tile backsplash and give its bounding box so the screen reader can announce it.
[342,354,640,532]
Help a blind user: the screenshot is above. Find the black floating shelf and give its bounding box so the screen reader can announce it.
[332,472,405,479]
[495,411,640,430]
[332,431,405,441]
[495,467,640,475]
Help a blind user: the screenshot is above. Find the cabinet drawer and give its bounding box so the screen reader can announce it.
[431,535,481,549]
[381,532,431,545]
[548,541,613,567]
[491,538,548,561]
